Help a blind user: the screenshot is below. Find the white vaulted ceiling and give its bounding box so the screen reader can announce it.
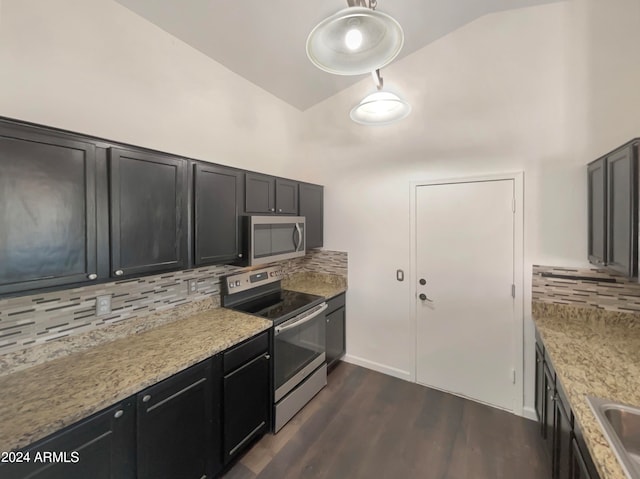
[114,0,563,111]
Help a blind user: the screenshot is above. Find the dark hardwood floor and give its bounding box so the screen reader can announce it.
[222,362,549,479]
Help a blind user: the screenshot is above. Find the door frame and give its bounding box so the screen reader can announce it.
[409,172,525,415]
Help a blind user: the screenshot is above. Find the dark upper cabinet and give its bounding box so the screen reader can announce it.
[299,182,324,249]
[326,294,346,370]
[194,163,243,265]
[0,400,135,479]
[0,125,98,295]
[222,332,270,464]
[275,178,298,215]
[606,145,637,277]
[109,148,188,278]
[245,173,300,216]
[587,140,639,277]
[587,158,607,266]
[137,357,221,479]
[245,172,275,214]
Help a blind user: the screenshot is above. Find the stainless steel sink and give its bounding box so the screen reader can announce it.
[587,396,640,479]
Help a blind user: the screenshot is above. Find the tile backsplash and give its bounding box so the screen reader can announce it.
[532,265,640,313]
[0,249,347,355]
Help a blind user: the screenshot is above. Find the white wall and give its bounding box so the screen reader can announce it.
[0,0,303,175]
[294,0,640,415]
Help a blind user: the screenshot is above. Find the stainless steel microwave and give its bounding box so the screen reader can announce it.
[243,216,306,265]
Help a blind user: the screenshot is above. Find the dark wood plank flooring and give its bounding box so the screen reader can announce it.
[222,362,549,479]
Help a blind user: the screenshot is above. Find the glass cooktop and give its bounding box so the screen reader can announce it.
[229,289,324,323]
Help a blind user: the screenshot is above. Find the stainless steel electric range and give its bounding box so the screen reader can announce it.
[222,265,328,432]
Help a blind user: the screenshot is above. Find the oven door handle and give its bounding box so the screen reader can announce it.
[275,303,328,335]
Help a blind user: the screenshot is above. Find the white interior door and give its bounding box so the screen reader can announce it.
[415,179,515,411]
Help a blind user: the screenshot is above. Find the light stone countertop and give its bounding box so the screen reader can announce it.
[282,272,347,299]
[533,302,640,479]
[0,307,271,453]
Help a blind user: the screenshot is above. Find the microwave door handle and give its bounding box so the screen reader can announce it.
[275,303,328,335]
[294,223,303,251]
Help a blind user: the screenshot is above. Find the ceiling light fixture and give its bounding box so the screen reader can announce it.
[306,0,404,76]
[350,70,411,125]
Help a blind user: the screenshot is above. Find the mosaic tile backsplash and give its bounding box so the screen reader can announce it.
[0,249,347,354]
[532,265,640,313]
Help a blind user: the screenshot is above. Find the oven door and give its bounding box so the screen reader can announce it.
[274,302,327,402]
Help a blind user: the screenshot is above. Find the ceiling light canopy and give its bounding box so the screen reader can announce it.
[306,1,404,76]
[350,70,411,125]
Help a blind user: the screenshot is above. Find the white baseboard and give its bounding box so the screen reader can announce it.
[343,354,413,382]
[522,406,538,421]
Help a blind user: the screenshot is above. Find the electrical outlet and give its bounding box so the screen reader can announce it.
[187,279,198,295]
[96,295,112,316]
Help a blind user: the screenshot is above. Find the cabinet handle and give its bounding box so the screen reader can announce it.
[142,394,151,403]
[87,273,98,280]
[270,208,275,212]
[238,253,243,258]
[536,358,540,363]
[264,354,271,360]
[278,208,282,212]
[115,270,124,276]
[114,410,124,419]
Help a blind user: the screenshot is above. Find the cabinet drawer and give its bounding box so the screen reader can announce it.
[223,331,269,374]
[326,293,345,315]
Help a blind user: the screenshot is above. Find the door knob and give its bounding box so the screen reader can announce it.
[419,278,426,285]
[419,293,433,302]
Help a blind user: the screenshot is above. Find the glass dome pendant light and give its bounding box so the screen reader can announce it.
[350,69,411,125]
[306,0,404,76]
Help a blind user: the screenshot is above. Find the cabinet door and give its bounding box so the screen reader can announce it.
[194,163,242,265]
[223,351,270,463]
[109,148,188,277]
[571,437,594,479]
[275,178,298,215]
[587,158,607,266]
[543,365,555,461]
[0,401,135,479]
[0,125,98,295]
[607,146,636,276]
[535,344,545,428]
[245,172,275,214]
[554,397,572,479]
[299,183,324,249]
[326,307,345,369]
[137,359,215,479]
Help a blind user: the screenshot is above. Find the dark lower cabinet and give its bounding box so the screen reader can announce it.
[326,294,346,370]
[0,400,135,479]
[554,391,572,479]
[534,344,544,428]
[571,437,592,479]
[109,147,188,278]
[222,332,270,464]
[543,363,555,460]
[536,332,601,479]
[299,183,324,249]
[0,123,98,295]
[137,357,221,479]
[194,163,243,265]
